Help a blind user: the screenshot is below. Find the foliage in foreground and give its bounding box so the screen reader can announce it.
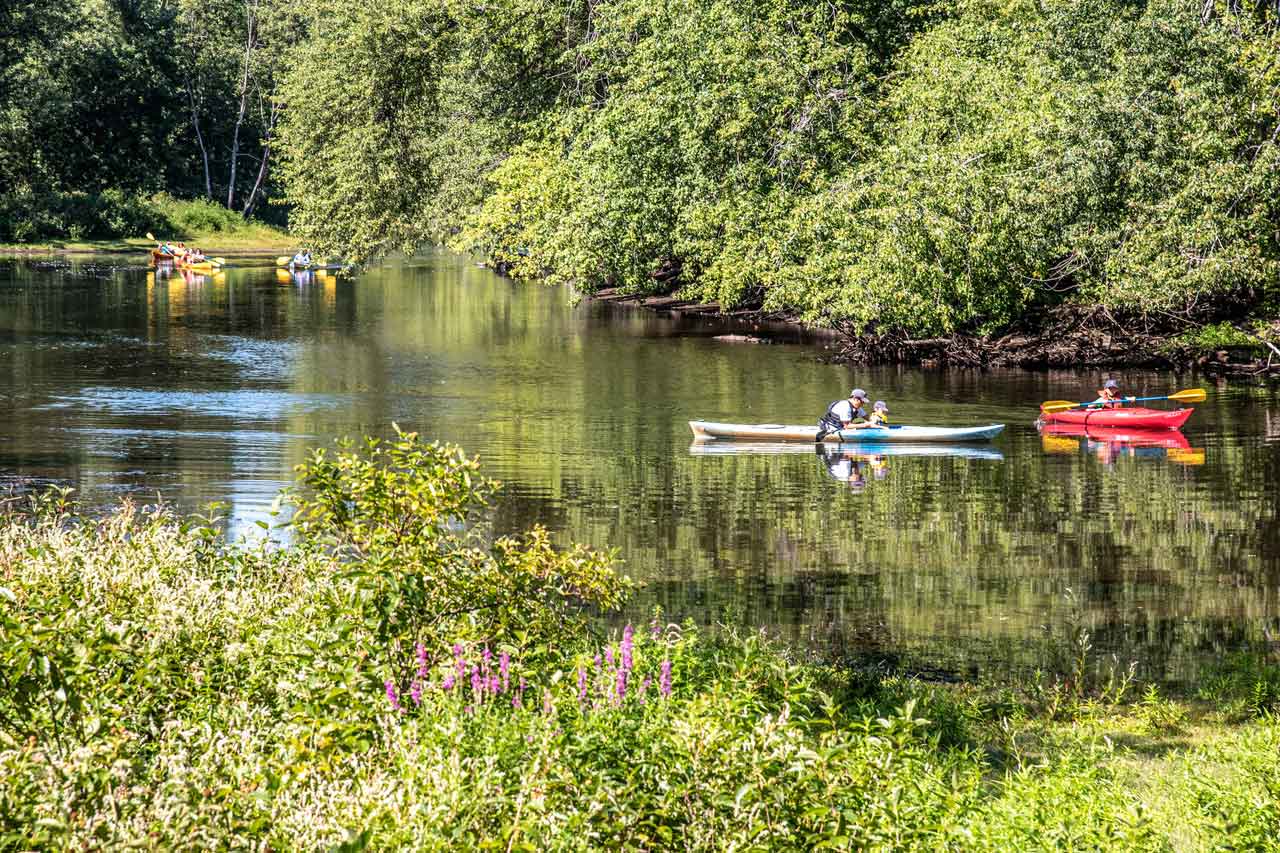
[2,434,1279,850]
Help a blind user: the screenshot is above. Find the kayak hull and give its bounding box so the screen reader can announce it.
[150,250,176,264]
[1038,407,1193,429]
[690,441,1004,460]
[689,420,1005,443]
[176,261,217,273]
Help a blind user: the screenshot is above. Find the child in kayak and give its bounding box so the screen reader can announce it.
[815,388,871,441]
[1092,379,1132,408]
[869,401,890,426]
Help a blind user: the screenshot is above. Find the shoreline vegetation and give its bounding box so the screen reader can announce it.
[3,431,1278,849]
[271,0,1278,376]
[0,195,292,256]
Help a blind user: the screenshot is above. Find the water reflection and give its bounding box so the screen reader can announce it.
[1039,424,1205,467]
[1,250,1278,685]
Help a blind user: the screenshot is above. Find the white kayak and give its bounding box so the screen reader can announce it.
[689,420,1005,443]
[689,441,1004,460]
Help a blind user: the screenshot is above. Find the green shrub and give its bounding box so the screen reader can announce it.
[150,193,254,235]
[0,189,172,242]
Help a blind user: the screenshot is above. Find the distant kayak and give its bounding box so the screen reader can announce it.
[150,249,177,263]
[175,260,219,273]
[1038,407,1192,429]
[689,420,1005,443]
[277,256,343,271]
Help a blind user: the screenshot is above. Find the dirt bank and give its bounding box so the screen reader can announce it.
[581,287,1280,378]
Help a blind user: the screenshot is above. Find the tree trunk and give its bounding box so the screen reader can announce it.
[242,101,278,220]
[187,84,213,200]
[226,0,258,210]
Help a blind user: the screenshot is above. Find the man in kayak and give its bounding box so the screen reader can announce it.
[815,388,872,441]
[292,249,312,267]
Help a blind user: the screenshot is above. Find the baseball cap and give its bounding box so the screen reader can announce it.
[849,388,868,400]
[1103,379,1119,389]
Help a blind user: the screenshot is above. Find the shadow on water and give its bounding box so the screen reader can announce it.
[2,248,1279,683]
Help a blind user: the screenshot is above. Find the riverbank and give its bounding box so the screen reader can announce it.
[3,434,1277,849]
[578,283,1280,377]
[0,193,293,254]
[0,234,292,256]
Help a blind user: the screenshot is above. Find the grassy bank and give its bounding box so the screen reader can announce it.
[3,434,1278,850]
[0,192,292,254]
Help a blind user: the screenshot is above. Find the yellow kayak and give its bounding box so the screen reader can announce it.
[176,260,219,273]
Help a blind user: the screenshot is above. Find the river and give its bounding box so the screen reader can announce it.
[2,250,1277,685]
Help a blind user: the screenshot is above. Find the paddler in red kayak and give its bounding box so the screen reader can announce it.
[1091,379,1135,409]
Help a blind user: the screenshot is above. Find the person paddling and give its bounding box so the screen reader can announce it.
[292,249,312,267]
[1091,379,1131,408]
[816,388,871,441]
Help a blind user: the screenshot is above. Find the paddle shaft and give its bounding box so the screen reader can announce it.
[1042,388,1205,413]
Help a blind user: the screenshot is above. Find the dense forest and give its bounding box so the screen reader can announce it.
[3,0,1278,338]
[1,0,290,240]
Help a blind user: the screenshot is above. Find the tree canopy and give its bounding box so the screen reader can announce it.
[275,0,1280,336]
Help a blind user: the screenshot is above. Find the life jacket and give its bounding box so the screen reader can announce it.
[819,399,866,430]
[869,411,890,425]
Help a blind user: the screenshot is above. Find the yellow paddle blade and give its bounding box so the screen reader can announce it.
[1040,400,1082,413]
[276,256,292,266]
[1167,388,1207,404]
[146,232,155,241]
[210,258,226,266]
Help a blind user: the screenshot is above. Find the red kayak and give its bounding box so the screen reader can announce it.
[1038,407,1193,429]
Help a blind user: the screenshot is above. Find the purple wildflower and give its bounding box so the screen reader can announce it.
[650,617,662,639]
[605,645,615,668]
[639,676,652,705]
[488,674,500,695]
[577,667,588,703]
[410,679,423,705]
[385,679,401,712]
[615,668,628,704]
[512,692,523,709]
[442,673,456,691]
[482,646,493,672]
[594,654,602,672]
[620,624,634,673]
[499,652,511,693]
[471,664,483,699]
[660,660,672,698]
[416,641,428,665]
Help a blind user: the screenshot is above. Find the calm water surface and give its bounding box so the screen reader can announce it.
[3,251,1278,684]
